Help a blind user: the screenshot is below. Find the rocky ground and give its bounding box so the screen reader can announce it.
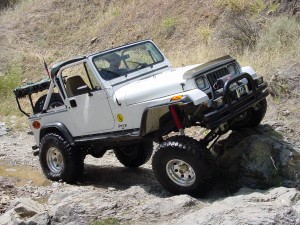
[0,121,300,225]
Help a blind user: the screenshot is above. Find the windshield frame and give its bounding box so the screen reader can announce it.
[91,41,165,81]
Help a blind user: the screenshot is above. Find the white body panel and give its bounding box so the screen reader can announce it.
[114,65,198,106]
[241,66,257,78]
[65,90,115,135]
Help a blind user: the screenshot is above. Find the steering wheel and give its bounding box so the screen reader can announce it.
[135,63,148,69]
[127,61,148,69]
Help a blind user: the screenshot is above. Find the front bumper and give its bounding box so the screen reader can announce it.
[203,73,269,129]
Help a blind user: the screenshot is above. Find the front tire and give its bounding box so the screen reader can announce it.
[114,141,153,167]
[39,133,84,183]
[152,136,214,196]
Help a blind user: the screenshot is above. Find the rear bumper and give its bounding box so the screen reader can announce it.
[203,73,269,129]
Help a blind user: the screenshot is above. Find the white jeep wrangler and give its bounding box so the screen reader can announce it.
[14,40,268,195]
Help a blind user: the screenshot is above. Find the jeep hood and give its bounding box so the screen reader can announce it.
[114,65,199,106]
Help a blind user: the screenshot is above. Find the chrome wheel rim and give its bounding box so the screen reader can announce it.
[166,159,196,187]
[46,147,63,173]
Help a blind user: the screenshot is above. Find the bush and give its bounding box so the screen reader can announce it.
[89,218,119,225]
[198,25,212,45]
[215,0,265,14]
[215,13,260,54]
[257,17,300,53]
[0,0,19,9]
[0,64,22,97]
[161,17,177,38]
[0,64,22,115]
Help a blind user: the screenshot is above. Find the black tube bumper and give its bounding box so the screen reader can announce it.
[203,73,269,129]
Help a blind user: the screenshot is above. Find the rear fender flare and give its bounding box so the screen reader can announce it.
[40,122,74,146]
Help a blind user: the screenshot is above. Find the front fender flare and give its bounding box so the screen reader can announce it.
[139,96,193,136]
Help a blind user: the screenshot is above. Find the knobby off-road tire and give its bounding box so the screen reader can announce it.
[230,99,267,131]
[152,136,214,196]
[34,93,64,114]
[114,141,153,167]
[39,133,84,183]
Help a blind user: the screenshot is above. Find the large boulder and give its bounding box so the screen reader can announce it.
[0,198,45,225]
[169,187,300,225]
[214,125,300,189]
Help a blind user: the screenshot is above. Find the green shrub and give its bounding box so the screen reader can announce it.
[268,2,280,14]
[0,64,22,97]
[112,7,120,16]
[161,17,177,29]
[198,25,212,44]
[0,0,19,9]
[257,17,300,52]
[89,218,120,225]
[161,17,177,38]
[0,64,22,116]
[215,14,260,53]
[215,0,265,14]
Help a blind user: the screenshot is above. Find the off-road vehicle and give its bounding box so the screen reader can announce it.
[14,40,268,195]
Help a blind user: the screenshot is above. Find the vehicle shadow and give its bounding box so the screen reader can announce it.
[76,163,240,199]
[77,164,169,196]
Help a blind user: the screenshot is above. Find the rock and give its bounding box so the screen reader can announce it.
[0,127,299,224]
[214,126,300,189]
[269,61,300,99]
[0,195,10,204]
[0,198,44,225]
[142,195,198,216]
[48,189,119,224]
[50,204,79,224]
[281,109,291,116]
[170,187,300,225]
[0,122,8,136]
[27,212,50,225]
[48,191,71,204]
[90,37,98,44]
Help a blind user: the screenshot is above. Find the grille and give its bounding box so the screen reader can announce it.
[206,67,229,88]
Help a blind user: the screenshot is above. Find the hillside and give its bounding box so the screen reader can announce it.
[0,0,299,141]
[0,1,300,224]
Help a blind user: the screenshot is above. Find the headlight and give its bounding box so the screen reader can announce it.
[227,63,239,76]
[195,76,209,90]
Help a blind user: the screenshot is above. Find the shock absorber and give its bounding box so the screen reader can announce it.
[169,106,185,135]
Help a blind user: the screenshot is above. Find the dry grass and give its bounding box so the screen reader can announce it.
[0,0,299,136]
[214,0,265,14]
[239,17,300,78]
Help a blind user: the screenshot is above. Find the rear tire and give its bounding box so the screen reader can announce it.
[230,99,267,131]
[152,136,214,196]
[114,141,153,167]
[39,133,84,183]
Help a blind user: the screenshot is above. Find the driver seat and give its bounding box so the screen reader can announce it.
[66,75,89,97]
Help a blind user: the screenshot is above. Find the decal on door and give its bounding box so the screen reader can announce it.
[118,124,127,129]
[116,114,124,122]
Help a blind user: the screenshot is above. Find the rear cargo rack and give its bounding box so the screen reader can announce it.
[13,79,51,116]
